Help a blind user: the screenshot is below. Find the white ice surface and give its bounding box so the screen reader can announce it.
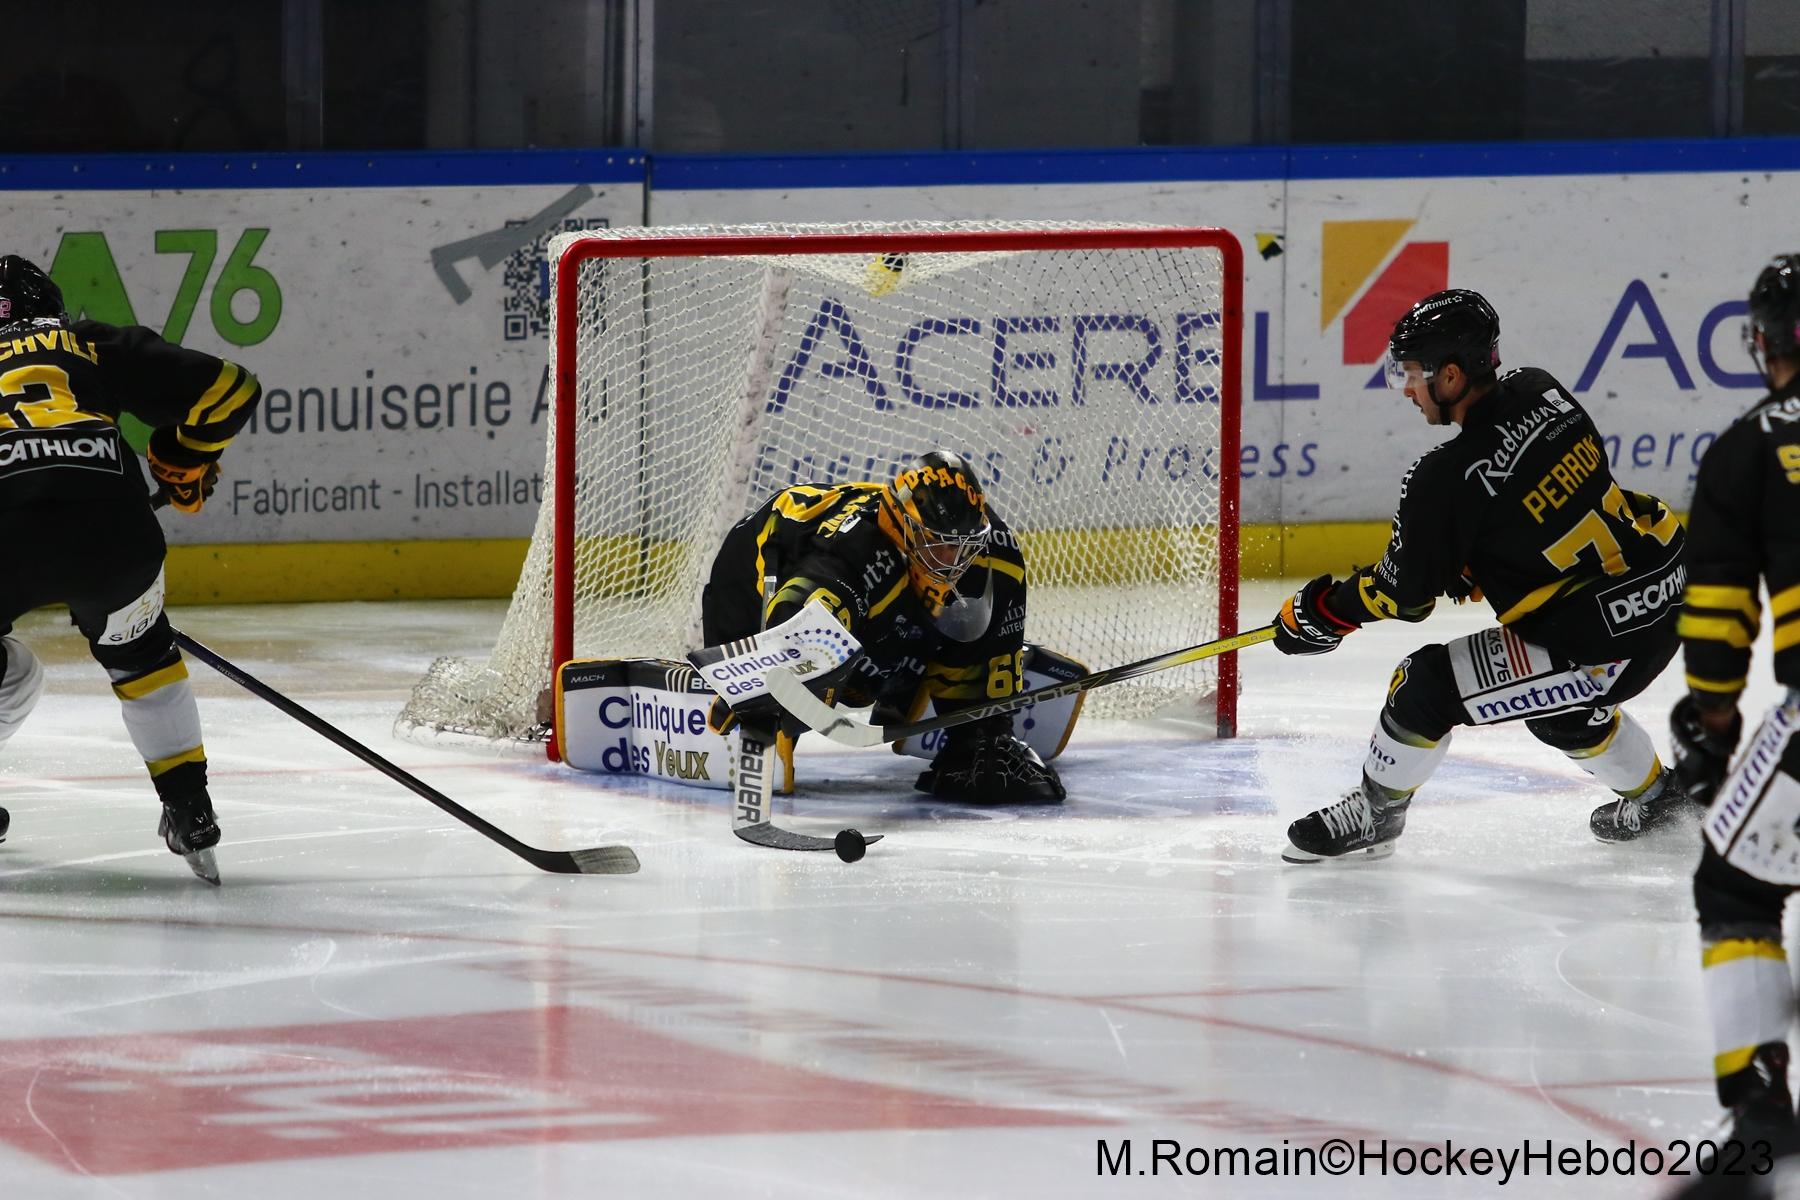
[0,581,1773,1198]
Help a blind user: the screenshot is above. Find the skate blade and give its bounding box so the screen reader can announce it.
[1281,840,1396,865]
[183,848,221,886]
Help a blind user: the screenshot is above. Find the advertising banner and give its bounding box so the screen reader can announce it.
[656,145,1798,526]
[3,155,643,546]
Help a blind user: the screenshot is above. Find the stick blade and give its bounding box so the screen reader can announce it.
[734,822,883,851]
[568,844,642,874]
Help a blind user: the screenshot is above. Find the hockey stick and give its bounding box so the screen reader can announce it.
[173,630,640,875]
[688,601,880,856]
[730,719,883,855]
[764,625,1278,748]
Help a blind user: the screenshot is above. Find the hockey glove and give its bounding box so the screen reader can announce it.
[1275,574,1356,656]
[1670,694,1741,807]
[148,428,221,514]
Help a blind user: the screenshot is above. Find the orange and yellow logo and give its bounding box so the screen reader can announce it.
[1321,220,1448,366]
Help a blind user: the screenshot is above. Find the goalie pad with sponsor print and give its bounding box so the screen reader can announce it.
[894,644,1087,764]
[555,658,732,789]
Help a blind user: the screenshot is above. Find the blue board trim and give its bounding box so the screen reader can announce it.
[654,136,1800,190]
[0,150,647,191]
[1,137,1796,193]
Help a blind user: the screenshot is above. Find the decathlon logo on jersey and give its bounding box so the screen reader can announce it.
[1599,562,1686,636]
[0,428,122,476]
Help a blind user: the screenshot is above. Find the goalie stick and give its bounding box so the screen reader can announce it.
[174,630,640,876]
[687,600,882,854]
[730,718,884,853]
[764,625,1278,748]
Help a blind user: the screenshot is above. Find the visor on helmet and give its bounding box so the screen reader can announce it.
[1382,354,1435,391]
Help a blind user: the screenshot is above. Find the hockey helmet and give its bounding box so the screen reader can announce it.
[1384,288,1501,389]
[1746,254,1800,375]
[0,256,64,327]
[881,449,992,591]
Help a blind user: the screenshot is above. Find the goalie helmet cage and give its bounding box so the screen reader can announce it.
[395,221,1244,756]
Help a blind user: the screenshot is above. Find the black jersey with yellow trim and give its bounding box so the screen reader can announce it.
[1322,366,1683,664]
[0,318,260,508]
[1678,377,1800,701]
[728,480,1028,696]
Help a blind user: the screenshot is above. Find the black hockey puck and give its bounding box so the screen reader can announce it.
[834,828,867,863]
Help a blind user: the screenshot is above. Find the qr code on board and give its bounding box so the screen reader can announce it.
[502,217,611,341]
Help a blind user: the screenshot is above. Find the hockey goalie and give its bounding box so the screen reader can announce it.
[555,451,1075,804]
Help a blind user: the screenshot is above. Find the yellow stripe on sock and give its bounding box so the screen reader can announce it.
[1566,713,1622,759]
[147,746,206,777]
[1716,1045,1760,1077]
[111,661,189,700]
[1621,759,1663,799]
[1702,938,1787,968]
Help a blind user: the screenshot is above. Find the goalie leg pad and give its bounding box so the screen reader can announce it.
[896,643,1086,764]
[556,658,733,789]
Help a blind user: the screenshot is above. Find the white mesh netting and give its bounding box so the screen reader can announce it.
[397,221,1238,747]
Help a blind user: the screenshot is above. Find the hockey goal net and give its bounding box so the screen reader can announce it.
[397,221,1243,753]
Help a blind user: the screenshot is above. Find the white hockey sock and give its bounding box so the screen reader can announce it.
[1364,717,1451,796]
[1703,936,1792,1086]
[110,659,206,780]
[0,636,46,746]
[1561,710,1661,796]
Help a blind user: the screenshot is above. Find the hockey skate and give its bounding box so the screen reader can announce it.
[0,804,8,844]
[159,790,221,886]
[1283,776,1410,863]
[1590,766,1688,842]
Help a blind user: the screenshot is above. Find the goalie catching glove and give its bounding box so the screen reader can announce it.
[148,427,222,513]
[915,718,1065,804]
[1275,573,1358,656]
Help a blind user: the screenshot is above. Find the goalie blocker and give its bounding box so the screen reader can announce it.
[553,647,1086,790]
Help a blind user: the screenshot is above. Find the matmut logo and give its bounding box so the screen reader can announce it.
[1321,220,1449,367]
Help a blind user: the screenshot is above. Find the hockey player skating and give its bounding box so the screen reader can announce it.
[1273,289,1686,862]
[700,450,1064,803]
[0,255,263,884]
[1682,255,1800,1156]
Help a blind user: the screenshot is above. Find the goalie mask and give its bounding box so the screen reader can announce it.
[0,256,65,328]
[1745,254,1800,385]
[881,450,993,608]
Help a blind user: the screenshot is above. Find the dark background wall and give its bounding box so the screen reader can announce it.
[3,1,1793,155]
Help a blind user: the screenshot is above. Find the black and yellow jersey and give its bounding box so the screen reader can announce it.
[1321,366,1684,664]
[701,481,1030,709]
[1678,378,1800,701]
[0,318,261,508]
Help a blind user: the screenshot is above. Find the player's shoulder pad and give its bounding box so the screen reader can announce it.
[1498,364,1565,395]
[1745,388,1800,436]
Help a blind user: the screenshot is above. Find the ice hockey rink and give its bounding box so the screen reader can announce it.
[0,579,1765,1199]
